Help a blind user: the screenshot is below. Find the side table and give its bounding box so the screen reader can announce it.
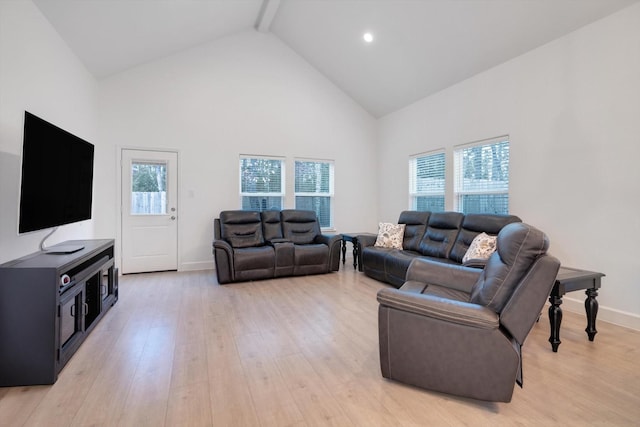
[548,266,605,352]
[341,233,376,270]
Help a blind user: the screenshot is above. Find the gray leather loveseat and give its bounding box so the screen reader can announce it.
[360,211,522,287]
[213,209,342,284]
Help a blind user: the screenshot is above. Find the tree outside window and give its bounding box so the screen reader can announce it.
[239,156,284,211]
[454,138,509,214]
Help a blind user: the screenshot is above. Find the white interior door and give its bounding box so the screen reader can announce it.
[121,149,178,274]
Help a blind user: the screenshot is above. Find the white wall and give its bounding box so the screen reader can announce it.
[0,0,98,263]
[97,30,378,271]
[378,4,640,328]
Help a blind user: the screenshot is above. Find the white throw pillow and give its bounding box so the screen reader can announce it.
[463,232,497,263]
[374,223,406,249]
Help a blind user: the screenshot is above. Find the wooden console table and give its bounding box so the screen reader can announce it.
[548,266,604,352]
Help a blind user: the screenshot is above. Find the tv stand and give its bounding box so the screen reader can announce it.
[0,239,117,386]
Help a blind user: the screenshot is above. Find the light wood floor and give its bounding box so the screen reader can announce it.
[1,264,639,426]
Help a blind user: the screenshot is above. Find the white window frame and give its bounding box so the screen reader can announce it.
[239,155,285,211]
[409,150,446,212]
[453,136,510,214]
[294,158,334,230]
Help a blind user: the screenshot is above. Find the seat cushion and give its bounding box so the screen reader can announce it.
[233,246,275,270]
[384,250,422,286]
[293,244,328,266]
[293,244,329,275]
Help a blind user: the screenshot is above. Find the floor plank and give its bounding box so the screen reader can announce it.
[1,265,639,426]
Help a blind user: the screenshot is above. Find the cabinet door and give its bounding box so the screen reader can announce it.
[59,284,85,365]
[101,265,115,302]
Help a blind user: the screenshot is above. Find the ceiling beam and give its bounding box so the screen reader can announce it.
[255,0,281,32]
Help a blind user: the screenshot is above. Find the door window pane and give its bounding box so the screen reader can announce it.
[131,161,167,214]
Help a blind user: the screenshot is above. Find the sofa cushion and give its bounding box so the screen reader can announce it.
[374,223,406,249]
[418,212,464,258]
[281,210,320,244]
[398,211,430,252]
[261,210,283,241]
[220,210,265,248]
[470,223,549,313]
[384,249,422,287]
[449,214,521,263]
[462,232,497,264]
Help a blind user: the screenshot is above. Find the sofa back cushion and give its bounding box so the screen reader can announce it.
[398,211,430,252]
[281,210,320,244]
[261,210,283,241]
[470,222,550,313]
[449,214,522,263]
[219,210,265,248]
[418,212,464,258]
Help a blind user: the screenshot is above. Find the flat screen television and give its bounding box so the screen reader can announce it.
[18,111,94,252]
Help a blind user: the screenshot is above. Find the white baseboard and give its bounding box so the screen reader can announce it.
[179,260,214,272]
[561,296,640,332]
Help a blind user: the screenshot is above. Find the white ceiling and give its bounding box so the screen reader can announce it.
[33,0,638,117]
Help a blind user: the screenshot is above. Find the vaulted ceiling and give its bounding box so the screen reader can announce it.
[33,0,638,117]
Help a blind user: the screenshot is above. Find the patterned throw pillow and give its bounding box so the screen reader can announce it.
[374,223,406,249]
[462,232,497,263]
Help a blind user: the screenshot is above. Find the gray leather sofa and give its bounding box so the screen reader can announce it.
[377,222,561,402]
[360,211,522,287]
[213,209,342,284]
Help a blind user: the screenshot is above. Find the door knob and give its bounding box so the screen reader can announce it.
[171,216,176,220]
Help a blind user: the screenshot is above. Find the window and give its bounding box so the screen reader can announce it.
[409,151,445,212]
[294,159,334,228]
[131,161,167,215]
[454,137,509,214]
[239,156,284,211]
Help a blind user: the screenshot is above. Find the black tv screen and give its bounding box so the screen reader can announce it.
[18,111,94,234]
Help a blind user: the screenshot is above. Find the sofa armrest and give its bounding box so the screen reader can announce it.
[462,258,488,269]
[315,233,342,247]
[358,234,377,249]
[212,239,234,284]
[213,239,232,252]
[316,234,342,271]
[377,287,499,329]
[405,258,481,294]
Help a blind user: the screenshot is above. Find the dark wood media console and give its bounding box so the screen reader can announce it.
[0,239,118,386]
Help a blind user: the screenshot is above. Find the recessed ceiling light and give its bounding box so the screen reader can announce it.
[363,32,374,43]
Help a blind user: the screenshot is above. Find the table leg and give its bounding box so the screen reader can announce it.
[352,238,358,270]
[341,240,346,265]
[548,294,563,352]
[585,288,599,341]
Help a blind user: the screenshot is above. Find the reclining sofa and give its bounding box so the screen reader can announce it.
[213,209,342,284]
[377,222,560,402]
[360,211,522,287]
